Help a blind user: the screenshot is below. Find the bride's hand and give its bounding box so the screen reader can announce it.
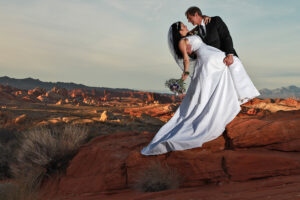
[203,15,211,25]
[181,72,189,81]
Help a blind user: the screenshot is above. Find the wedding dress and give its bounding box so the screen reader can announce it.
[141,35,260,156]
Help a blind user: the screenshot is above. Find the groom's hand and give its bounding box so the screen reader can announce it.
[223,54,234,66]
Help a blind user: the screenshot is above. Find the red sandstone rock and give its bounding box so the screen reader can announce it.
[69,89,89,98]
[28,87,46,96]
[39,175,300,200]
[40,110,300,200]
[64,98,71,104]
[37,95,48,103]
[240,106,263,116]
[45,91,63,101]
[227,110,300,148]
[56,99,64,105]
[0,85,16,93]
[44,87,68,102]
[224,150,300,181]
[0,91,15,100]
[274,98,282,103]
[279,98,299,107]
[13,90,26,97]
[14,114,27,124]
[123,104,176,122]
[51,87,68,97]
[22,95,36,102]
[263,98,275,103]
[242,98,263,106]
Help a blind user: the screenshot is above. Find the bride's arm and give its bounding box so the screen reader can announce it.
[178,39,190,73]
[203,15,211,24]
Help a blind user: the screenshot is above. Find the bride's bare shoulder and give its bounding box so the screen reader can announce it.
[179,37,190,45]
[178,37,191,55]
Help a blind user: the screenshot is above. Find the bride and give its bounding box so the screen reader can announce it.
[140,21,260,156]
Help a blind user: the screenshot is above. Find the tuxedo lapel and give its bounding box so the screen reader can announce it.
[198,32,204,41]
[195,16,238,57]
[195,25,205,41]
[202,23,212,43]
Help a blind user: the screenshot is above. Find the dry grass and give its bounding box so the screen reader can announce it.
[0,128,18,180]
[0,171,42,200]
[4,124,89,200]
[11,124,89,180]
[0,143,11,179]
[133,160,183,192]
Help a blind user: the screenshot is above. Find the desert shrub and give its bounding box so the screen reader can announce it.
[0,169,60,200]
[0,143,11,179]
[133,160,183,192]
[0,169,43,200]
[0,183,27,200]
[11,124,89,181]
[0,129,18,179]
[0,128,17,143]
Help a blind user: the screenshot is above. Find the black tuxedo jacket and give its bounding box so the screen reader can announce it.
[194,16,238,57]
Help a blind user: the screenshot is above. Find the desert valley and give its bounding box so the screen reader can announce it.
[0,79,300,200]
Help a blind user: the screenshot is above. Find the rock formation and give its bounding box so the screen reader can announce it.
[40,109,300,200]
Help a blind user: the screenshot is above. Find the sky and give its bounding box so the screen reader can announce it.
[0,0,299,93]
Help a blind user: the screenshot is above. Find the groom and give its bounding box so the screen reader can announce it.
[186,6,238,148]
[185,6,238,66]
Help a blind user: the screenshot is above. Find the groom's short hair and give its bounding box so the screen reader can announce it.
[185,6,202,17]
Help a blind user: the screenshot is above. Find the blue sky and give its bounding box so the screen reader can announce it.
[0,0,299,93]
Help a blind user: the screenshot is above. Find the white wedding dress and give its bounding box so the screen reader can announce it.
[141,35,260,156]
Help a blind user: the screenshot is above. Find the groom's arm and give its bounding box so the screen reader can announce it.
[215,16,235,56]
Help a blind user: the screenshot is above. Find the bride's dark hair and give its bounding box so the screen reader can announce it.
[171,21,184,58]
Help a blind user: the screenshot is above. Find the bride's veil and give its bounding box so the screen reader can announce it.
[167,26,197,78]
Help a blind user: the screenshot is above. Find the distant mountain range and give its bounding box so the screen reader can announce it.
[0,76,138,93]
[258,85,300,99]
[0,76,299,99]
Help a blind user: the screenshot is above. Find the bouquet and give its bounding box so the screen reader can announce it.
[165,78,186,96]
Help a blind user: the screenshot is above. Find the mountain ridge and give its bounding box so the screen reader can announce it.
[0,76,140,93]
[1,76,299,98]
